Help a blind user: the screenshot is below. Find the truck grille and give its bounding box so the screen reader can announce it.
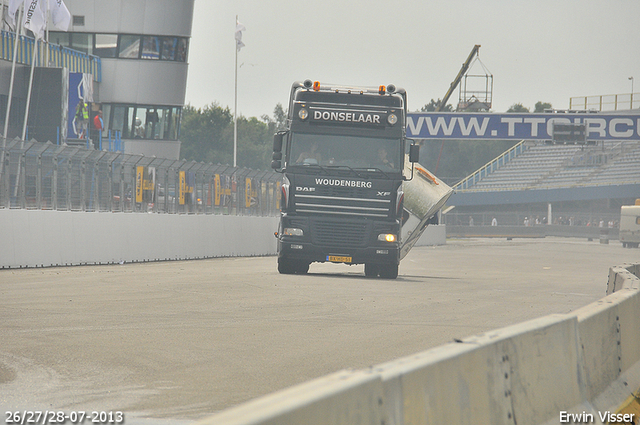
[311,218,369,248]
[294,193,391,218]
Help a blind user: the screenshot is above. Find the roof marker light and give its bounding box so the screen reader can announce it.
[378,85,386,95]
[313,81,321,91]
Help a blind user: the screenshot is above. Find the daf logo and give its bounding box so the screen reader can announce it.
[377,191,391,197]
[296,186,316,192]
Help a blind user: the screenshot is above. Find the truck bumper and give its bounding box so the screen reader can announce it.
[278,238,399,265]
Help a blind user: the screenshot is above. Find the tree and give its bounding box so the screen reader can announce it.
[506,103,530,113]
[420,99,453,112]
[261,103,288,134]
[534,101,552,113]
[180,103,280,170]
[235,116,273,169]
[180,103,233,164]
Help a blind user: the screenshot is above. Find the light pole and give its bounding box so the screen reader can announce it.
[630,77,635,109]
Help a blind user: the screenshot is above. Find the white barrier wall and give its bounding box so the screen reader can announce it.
[0,210,447,269]
[197,263,640,425]
[0,209,279,268]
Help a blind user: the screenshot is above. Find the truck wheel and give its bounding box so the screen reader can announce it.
[379,263,399,279]
[278,258,309,274]
[278,258,295,274]
[295,261,310,274]
[364,263,379,277]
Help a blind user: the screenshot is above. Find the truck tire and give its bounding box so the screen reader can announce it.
[295,261,310,274]
[278,258,309,274]
[379,263,399,279]
[364,263,379,277]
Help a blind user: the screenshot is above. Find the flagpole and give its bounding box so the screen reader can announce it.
[22,38,39,140]
[45,0,50,66]
[2,6,22,182]
[233,15,238,168]
[3,7,22,141]
[14,30,38,198]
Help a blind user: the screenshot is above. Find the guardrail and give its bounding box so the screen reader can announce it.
[1,30,101,81]
[198,263,640,425]
[0,138,281,216]
[453,140,526,191]
[570,93,638,111]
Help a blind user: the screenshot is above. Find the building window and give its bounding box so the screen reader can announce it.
[50,32,71,48]
[161,37,177,60]
[119,35,140,59]
[49,31,188,62]
[72,33,93,55]
[72,15,85,26]
[49,32,94,55]
[176,38,188,62]
[141,36,161,59]
[104,104,181,141]
[95,34,118,58]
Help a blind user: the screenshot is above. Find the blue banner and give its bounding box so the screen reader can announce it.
[406,113,640,141]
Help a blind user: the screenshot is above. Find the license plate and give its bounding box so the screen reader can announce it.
[327,255,352,263]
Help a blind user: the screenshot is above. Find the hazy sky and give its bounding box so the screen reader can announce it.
[184,0,640,119]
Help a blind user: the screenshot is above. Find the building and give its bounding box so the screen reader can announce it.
[1,0,194,160]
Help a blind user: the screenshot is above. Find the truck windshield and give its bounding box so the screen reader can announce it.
[289,133,402,173]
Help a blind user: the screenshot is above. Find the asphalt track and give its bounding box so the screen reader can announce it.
[1,237,639,422]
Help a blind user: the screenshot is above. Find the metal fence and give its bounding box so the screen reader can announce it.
[0,138,282,216]
[1,30,101,82]
[569,92,638,112]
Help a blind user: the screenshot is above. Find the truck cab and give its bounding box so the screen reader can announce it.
[271,80,418,279]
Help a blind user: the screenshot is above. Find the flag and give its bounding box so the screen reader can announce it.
[23,0,47,39]
[235,20,245,52]
[7,0,22,29]
[49,0,71,31]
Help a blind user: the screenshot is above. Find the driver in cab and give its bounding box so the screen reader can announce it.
[373,147,395,169]
[296,141,322,164]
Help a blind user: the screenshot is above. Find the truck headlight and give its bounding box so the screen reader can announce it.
[378,233,397,242]
[284,227,304,236]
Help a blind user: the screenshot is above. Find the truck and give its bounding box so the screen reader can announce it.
[271,80,452,279]
[620,200,640,248]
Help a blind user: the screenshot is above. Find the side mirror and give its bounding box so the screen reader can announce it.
[273,131,286,152]
[271,160,282,170]
[272,151,282,161]
[409,144,420,163]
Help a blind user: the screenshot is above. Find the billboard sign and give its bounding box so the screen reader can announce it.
[406,113,640,141]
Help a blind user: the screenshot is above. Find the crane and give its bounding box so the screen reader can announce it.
[437,44,481,112]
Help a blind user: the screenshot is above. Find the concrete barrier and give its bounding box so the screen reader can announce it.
[0,209,279,268]
[374,315,584,425]
[196,369,385,425]
[197,263,640,425]
[0,211,447,269]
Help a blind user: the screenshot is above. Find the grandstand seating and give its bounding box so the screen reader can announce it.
[458,141,640,191]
